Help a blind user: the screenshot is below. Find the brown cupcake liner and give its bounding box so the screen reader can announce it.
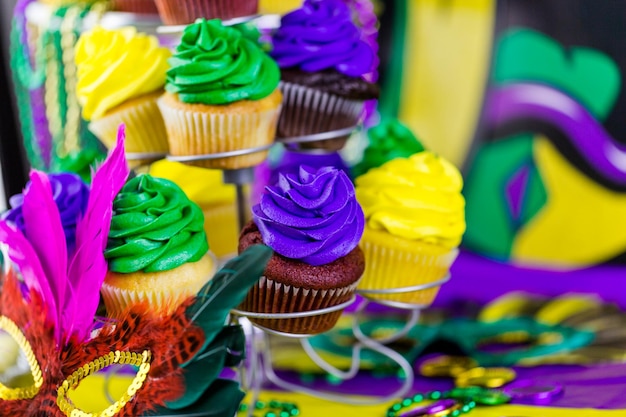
[112,0,159,14]
[158,96,280,169]
[276,81,364,150]
[154,0,259,26]
[239,276,360,335]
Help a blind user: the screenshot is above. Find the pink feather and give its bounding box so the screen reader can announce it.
[22,171,67,342]
[66,124,129,341]
[0,221,59,340]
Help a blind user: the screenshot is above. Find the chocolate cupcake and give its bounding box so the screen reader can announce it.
[270,0,379,150]
[112,0,159,14]
[238,165,365,334]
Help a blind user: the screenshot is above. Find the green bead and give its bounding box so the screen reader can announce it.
[451,411,461,417]
[269,400,281,408]
[327,375,343,386]
[469,401,476,408]
[239,404,248,411]
[256,401,266,409]
[280,412,289,417]
[430,391,442,400]
[290,409,300,416]
[265,413,276,417]
[462,405,470,413]
[386,412,396,417]
[392,403,402,411]
[402,399,413,407]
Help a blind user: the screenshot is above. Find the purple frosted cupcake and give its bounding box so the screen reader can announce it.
[271,0,379,150]
[239,165,365,334]
[2,173,89,251]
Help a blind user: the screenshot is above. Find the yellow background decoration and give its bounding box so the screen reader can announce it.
[399,0,495,167]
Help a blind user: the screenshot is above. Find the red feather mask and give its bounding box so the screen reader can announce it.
[0,126,270,416]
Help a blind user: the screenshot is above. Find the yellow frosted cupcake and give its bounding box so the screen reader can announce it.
[76,26,171,166]
[159,18,282,170]
[102,174,217,317]
[149,160,241,258]
[259,0,302,14]
[355,152,466,306]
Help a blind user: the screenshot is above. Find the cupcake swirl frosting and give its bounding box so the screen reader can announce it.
[352,119,425,177]
[166,19,280,105]
[355,152,466,249]
[271,0,374,77]
[105,175,209,273]
[3,173,89,250]
[76,26,171,120]
[253,166,364,266]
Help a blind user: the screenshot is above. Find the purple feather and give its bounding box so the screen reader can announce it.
[0,221,60,341]
[66,124,129,341]
[22,171,67,341]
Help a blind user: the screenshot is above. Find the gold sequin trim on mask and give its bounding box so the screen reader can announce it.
[56,350,152,417]
[0,315,43,400]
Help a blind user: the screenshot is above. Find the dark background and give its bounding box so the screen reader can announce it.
[0,0,27,206]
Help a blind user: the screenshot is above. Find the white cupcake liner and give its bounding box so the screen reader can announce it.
[158,98,280,169]
[359,239,459,305]
[239,276,360,335]
[88,94,169,154]
[277,81,364,142]
[101,253,217,318]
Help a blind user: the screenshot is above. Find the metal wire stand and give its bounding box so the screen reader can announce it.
[231,285,442,414]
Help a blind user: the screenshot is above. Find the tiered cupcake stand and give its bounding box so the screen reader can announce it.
[23,3,447,414]
[219,127,442,411]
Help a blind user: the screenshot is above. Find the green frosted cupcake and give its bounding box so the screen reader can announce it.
[158,18,282,170]
[101,174,217,318]
[352,119,425,178]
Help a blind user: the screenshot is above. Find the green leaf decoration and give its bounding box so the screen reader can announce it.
[186,244,272,357]
[222,325,246,368]
[149,379,245,417]
[166,326,246,410]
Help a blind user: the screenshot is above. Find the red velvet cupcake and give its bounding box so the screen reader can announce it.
[155,0,259,26]
[238,166,365,335]
[112,0,159,14]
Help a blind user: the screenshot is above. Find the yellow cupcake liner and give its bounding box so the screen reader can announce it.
[277,82,364,145]
[202,202,242,259]
[101,253,217,318]
[158,97,281,170]
[239,276,359,335]
[88,92,169,166]
[358,228,459,306]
